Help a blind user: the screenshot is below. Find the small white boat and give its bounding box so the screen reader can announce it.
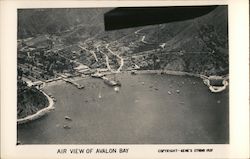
[103,77,121,86]
[77,85,85,89]
[114,87,120,92]
[63,125,71,129]
[64,116,72,121]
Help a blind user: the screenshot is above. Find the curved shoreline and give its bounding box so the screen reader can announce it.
[45,69,229,92]
[81,69,229,93]
[17,90,55,125]
[107,69,229,92]
[143,70,229,92]
[17,69,228,124]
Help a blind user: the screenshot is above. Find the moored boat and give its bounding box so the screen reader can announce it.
[103,77,121,86]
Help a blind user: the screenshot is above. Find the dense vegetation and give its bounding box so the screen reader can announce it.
[17,79,49,119]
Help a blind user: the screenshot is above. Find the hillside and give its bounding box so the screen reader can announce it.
[17,80,49,119]
[18,8,110,38]
[18,6,228,78]
[108,6,228,75]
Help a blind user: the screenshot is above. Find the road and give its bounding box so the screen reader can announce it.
[96,43,124,73]
[105,44,124,73]
[135,28,152,44]
[78,45,99,62]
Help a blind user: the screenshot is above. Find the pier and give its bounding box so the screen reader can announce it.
[63,78,85,89]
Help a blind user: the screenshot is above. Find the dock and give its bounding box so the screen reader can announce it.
[63,78,85,89]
